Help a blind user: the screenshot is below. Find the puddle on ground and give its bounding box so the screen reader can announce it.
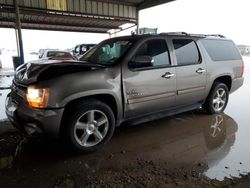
[0,99,249,186]
[0,89,10,120]
[0,73,13,121]
[0,75,13,89]
[0,112,241,180]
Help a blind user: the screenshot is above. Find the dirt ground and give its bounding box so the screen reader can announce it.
[55,160,250,188]
[0,122,250,188]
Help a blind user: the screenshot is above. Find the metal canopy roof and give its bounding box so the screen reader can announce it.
[0,0,174,33]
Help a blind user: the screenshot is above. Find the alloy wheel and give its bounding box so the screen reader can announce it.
[73,110,109,147]
[212,88,227,112]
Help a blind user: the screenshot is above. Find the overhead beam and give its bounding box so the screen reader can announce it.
[1,17,121,30]
[138,0,175,10]
[0,21,109,33]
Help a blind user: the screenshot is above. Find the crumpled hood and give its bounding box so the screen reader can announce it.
[14,60,104,85]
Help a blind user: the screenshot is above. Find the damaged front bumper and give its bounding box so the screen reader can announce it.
[5,93,64,138]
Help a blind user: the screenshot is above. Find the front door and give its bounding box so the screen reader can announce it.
[122,38,177,119]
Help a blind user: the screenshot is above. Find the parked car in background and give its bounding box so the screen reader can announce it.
[72,44,96,58]
[38,49,58,59]
[6,33,244,152]
[40,50,76,60]
[29,51,38,55]
[38,49,47,59]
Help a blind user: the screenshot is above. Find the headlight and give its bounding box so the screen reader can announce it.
[26,85,49,108]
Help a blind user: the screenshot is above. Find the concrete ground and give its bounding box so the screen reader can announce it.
[0,57,250,188]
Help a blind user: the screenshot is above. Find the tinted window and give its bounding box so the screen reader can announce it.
[201,39,241,61]
[173,39,200,65]
[133,39,170,67]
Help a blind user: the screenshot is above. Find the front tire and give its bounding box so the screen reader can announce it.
[65,99,115,153]
[203,82,229,114]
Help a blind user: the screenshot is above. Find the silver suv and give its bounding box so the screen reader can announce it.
[5,33,244,152]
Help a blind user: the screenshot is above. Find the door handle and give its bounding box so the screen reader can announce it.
[162,72,175,79]
[196,68,206,74]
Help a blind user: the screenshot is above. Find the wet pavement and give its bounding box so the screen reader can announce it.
[0,57,249,187]
[0,69,14,89]
[0,90,10,120]
[0,68,14,120]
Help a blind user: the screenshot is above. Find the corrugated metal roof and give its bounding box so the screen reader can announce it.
[0,0,174,33]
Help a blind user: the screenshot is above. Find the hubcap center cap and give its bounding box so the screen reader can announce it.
[86,123,96,134]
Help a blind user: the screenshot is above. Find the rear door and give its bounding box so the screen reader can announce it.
[170,38,207,106]
[122,38,177,119]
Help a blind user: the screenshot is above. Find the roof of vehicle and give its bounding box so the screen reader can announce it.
[105,32,230,42]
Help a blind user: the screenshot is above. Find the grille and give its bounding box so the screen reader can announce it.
[11,82,26,105]
[11,91,23,104]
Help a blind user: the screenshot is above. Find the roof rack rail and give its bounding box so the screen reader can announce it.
[159,32,188,36]
[205,34,225,38]
[159,32,225,38]
[189,33,225,38]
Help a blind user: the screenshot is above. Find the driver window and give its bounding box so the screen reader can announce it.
[134,39,170,67]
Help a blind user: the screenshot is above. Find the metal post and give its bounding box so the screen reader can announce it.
[15,0,24,64]
[136,8,140,35]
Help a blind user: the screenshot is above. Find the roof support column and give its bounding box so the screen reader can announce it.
[14,0,24,65]
[136,8,140,34]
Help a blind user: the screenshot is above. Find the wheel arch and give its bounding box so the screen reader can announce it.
[213,75,232,91]
[60,93,121,136]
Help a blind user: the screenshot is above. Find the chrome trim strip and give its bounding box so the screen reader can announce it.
[128,92,176,104]
[177,86,205,95]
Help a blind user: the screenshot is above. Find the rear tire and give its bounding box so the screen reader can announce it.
[64,99,115,153]
[203,82,229,114]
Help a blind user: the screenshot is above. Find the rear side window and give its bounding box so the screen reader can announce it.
[173,39,200,66]
[201,39,241,61]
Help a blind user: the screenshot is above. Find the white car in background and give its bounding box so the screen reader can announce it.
[39,50,76,61]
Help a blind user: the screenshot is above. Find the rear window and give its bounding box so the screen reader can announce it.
[201,39,241,61]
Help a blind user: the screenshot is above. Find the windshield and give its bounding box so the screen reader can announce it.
[80,39,133,65]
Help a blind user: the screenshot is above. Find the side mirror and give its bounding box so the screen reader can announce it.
[129,56,153,69]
